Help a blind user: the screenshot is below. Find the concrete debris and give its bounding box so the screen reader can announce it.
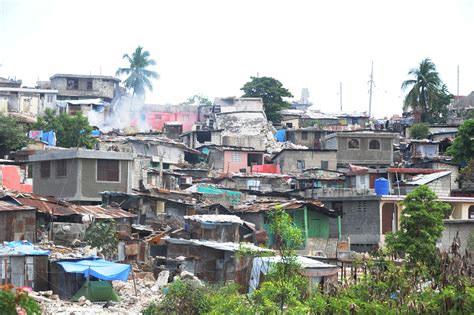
[38,242,99,261]
[151,270,170,292]
[38,279,163,314]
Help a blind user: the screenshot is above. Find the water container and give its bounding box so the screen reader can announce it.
[374,177,390,196]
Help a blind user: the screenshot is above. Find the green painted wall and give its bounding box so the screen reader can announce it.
[289,209,329,239]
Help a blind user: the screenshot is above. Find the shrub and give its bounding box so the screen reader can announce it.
[0,285,41,315]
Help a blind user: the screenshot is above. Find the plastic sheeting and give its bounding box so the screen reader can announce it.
[0,241,50,256]
[58,259,131,281]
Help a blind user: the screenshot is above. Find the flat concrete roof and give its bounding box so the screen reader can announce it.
[29,149,133,162]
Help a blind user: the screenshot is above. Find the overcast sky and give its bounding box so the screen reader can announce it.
[0,0,473,118]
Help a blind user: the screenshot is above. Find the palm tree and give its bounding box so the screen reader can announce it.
[116,46,159,96]
[401,58,442,122]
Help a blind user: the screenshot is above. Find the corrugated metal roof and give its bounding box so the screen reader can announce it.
[184,215,244,224]
[6,193,136,219]
[405,170,452,185]
[0,200,35,212]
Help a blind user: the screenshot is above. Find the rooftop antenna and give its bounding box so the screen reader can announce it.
[339,82,343,111]
[368,61,375,117]
[457,65,459,98]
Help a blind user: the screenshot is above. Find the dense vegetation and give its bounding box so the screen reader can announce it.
[0,114,28,157]
[33,109,97,149]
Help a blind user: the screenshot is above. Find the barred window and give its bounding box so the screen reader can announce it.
[40,161,50,178]
[56,160,68,177]
[97,160,120,182]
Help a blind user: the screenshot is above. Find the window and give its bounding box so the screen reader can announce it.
[321,160,329,170]
[47,95,53,102]
[86,80,93,90]
[56,160,68,177]
[301,131,308,140]
[97,159,120,182]
[348,138,360,149]
[286,122,293,128]
[369,139,381,150]
[67,78,79,89]
[469,206,474,219]
[40,161,50,178]
[183,114,189,121]
[231,152,241,162]
[155,114,162,119]
[297,160,305,169]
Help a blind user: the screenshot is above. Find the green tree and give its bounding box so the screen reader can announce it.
[182,94,212,106]
[241,76,293,123]
[447,119,474,166]
[33,109,97,148]
[0,114,28,157]
[401,58,450,122]
[386,186,451,265]
[427,84,453,124]
[252,208,308,312]
[409,122,430,139]
[85,219,119,260]
[116,46,159,97]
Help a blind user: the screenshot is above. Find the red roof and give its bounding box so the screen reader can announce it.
[387,168,444,174]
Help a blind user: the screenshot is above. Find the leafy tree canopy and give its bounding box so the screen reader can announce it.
[409,122,430,139]
[241,76,293,123]
[0,114,28,157]
[116,46,159,97]
[386,185,451,265]
[401,58,452,123]
[182,94,212,106]
[447,119,474,166]
[85,219,118,260]
[33,109,97,149]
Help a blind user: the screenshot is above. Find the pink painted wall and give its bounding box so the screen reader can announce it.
[223,151,249,173]
[0,165,32,193]
[130,112,198,132]
[150,112,199,132]
[251,164,281,174]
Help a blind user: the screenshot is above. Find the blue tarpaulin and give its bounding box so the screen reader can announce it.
[0,241,50,256]
[58,259,131,281]
[275,129,286,142]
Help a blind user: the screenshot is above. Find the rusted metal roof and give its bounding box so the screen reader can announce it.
[0,201,35,212]
[5,193,136,219]
[387,168,444,174]
[233,200,331,214]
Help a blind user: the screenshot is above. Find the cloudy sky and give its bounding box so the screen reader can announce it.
[0,0,472,118]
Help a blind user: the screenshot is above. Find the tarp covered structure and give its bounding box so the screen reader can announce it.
[57,259,131,281]
[57,259,131,302]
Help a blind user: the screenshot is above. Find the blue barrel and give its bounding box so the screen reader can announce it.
[374,177,390,195]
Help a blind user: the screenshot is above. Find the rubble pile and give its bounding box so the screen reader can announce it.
[38,242,99,261]
[36,279,163,314]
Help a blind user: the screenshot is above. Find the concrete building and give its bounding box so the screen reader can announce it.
[200,145,264,174]
[323,131,397,168]
[141,104,200,132]
[50,74,120,102]
[322,195,474,252]
[286,128,334,149]
[0,77,58,116]
[29,149,133,203]
[272,149,337,174]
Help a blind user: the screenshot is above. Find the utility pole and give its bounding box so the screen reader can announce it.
[368,61,374,117]
[457,65,460,98]
[339,82,343,111]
